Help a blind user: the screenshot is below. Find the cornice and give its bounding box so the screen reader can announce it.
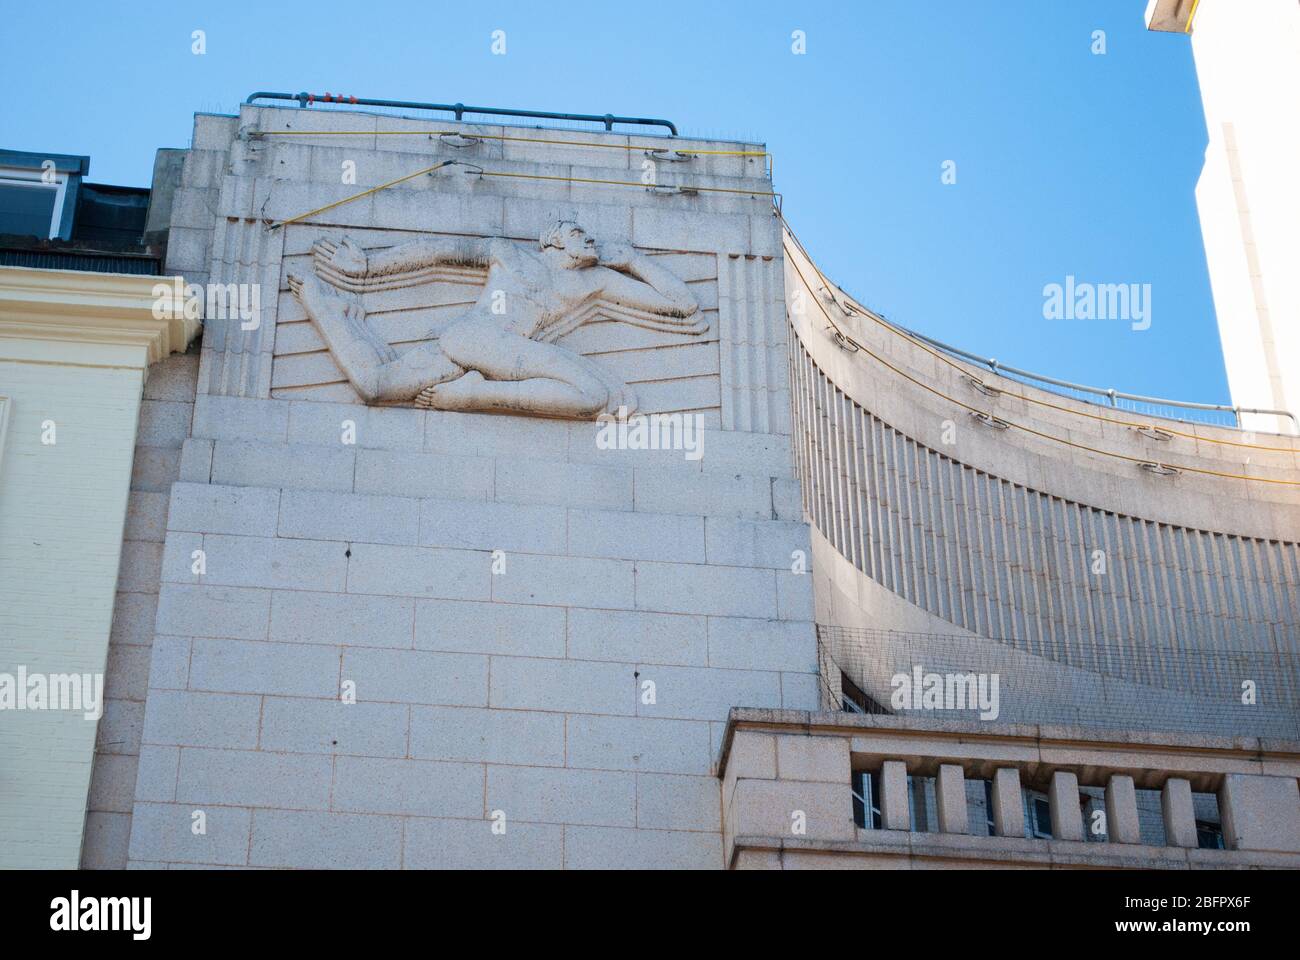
[0,265,199,367]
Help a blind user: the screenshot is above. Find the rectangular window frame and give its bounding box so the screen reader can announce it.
[1196,820,1225,850]
[0,166,70,240]
[852,770,882,830]
[1024,788,1053,839]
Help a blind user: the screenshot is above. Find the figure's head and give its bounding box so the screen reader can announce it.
[540,220,597,269]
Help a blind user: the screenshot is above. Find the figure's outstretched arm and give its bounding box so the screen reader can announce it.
[312,235,490,291]
[597,245,703,326]
[364,236,490,275]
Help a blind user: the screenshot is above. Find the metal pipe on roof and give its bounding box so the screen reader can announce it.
[243,92,679,135]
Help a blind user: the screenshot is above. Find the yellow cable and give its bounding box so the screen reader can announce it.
[267,161,453,229]
[783,241,1300,487]
[473,168,774,198]
[256,129,772,177]
[270,158,774,230]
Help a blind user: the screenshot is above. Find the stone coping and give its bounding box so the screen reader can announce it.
[729,833,1300,870]
[717,707,1300,781]
[237,102,769,151]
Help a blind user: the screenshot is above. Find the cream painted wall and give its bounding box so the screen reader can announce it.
[0,345,144,867]
[0,266,196,868]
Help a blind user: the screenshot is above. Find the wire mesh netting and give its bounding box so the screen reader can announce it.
[818,624,1300,741]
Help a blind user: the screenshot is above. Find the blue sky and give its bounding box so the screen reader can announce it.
[0,0,1221,401]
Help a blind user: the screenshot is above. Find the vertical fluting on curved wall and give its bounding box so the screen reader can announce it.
[788,328,1300,716]
[791,336,1300,658]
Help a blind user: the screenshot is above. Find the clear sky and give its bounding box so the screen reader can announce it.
[0,0,1222,402]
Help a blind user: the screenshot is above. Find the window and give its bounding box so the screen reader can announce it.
[1192,792,1226,850]
[1024,789,1053,839]
[1196,821,1225,850]
[852,770,882,830]
[1081,789,1107,842]
[0,167,69,239]
[908,775,933,832]
[840,671,888,714]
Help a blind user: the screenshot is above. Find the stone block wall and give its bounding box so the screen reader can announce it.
[81,351,201,868]
[124,401,817,868]
[118,106,817,868]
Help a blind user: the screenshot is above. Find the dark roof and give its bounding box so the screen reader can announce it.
[0,148,162,273]
[0,149,91,176]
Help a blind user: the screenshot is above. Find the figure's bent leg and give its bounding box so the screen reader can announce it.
[375,344,463,400]
[432,317,621,417]
[425,370,606,417]
[290,273,460,402]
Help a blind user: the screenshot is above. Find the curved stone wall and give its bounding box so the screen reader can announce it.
[784,228,1300,733]
[784,233,1300,540]
[793,335,1300,658]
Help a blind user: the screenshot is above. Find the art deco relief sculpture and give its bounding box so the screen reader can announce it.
[288,221,706,418]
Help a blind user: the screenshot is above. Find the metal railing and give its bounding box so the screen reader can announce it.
[893,323,1299,434]
[785,217,1299,437]
[244,92,679,136]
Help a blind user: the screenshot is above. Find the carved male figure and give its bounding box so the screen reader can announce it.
[288,221,705,418]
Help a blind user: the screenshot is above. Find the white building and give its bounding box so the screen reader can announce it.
[1147,0,1300,434]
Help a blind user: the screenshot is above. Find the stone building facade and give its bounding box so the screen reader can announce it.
[85,105,819,869]
[2,99,1296,870]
